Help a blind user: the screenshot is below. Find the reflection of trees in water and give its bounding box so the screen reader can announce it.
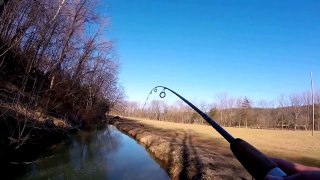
[21,126,122,179]
[77,126,122,166]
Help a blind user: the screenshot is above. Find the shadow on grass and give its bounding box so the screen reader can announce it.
[297,157,320,167]
[166,130,204,179]
[184,131,204,179]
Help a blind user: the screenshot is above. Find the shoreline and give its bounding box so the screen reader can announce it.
[110,117,250,179]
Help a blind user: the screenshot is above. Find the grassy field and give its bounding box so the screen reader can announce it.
[124,117,320,167]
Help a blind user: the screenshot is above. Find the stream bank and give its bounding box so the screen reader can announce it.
[110,117,251,180]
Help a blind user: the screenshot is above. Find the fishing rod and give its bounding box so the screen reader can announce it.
[144,86,286,180]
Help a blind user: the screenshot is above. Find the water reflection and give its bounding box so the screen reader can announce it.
[8,125,169,180]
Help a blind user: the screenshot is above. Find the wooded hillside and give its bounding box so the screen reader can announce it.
[0,0,123,151]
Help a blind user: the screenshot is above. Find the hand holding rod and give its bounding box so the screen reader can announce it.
[145,86,287,179]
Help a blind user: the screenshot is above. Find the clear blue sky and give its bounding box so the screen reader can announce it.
[100,0,320,104]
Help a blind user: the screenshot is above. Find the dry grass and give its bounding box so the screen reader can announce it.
[124,117,320,167]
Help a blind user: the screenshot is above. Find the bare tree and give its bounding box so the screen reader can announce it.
[198,100,210,124]
[290,94,302,129]
[216,92,227,126]
[278,95,288,129]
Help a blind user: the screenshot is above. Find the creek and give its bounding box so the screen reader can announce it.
[4,125,169,179]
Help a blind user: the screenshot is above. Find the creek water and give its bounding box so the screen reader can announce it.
[5,125,169,179]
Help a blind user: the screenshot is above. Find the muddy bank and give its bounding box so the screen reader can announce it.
[0,108,75,164]
[0,101,109,164]
[0,101,82,163]
[110,117,250,180]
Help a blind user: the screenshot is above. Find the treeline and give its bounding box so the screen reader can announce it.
[112,91,320,130]
[0,0,123,125]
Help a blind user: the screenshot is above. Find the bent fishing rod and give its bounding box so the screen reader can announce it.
[144,86,286,180]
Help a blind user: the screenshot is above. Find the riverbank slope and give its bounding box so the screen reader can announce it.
[110,117,250,179]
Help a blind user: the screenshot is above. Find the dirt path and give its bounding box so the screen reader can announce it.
[111,117,250,180]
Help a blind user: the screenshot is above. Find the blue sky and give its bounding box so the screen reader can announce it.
[100,0,320,104]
